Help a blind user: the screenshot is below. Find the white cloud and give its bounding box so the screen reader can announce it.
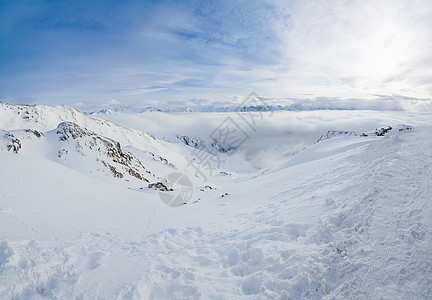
[101,99,120,107]
[269,0,432,99]
[1,0,431,107]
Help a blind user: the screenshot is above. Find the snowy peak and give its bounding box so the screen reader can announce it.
[0,102,87,132]
[56,121,88,141]
[92,106,162,114]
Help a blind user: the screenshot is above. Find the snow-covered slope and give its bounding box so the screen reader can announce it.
[1,103,431,299]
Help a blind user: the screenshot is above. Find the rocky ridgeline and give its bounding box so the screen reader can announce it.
[55,121,158,183]
[316,124,413,143]
[0,122,170,186]
[177,135,237,154]
[177,135,204,149]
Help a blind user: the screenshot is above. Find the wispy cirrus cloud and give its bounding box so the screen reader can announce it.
[0,0,431,108]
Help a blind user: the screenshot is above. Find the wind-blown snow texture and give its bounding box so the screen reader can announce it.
[1,102,431,299]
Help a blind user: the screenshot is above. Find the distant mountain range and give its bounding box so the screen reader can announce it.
[90,104,351,115]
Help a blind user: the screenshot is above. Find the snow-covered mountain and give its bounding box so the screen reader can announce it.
[0,102,203,189]
[1,102,431,299]
[1,122,167,186]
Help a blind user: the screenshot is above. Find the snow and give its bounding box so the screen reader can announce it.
[1,103,432,299]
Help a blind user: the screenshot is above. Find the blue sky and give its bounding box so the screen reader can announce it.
[1,0,432,110]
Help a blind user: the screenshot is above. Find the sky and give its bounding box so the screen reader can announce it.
[1,0,432,110]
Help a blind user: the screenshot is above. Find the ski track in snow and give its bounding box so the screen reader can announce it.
[1,128,432,298]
